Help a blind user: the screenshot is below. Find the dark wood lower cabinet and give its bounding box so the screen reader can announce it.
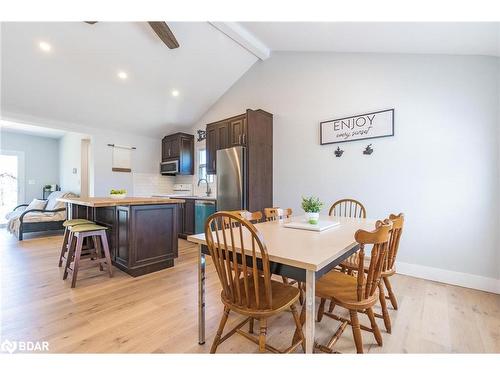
[183,200,195,235]
[177,199,195,239]
[177,202,185,237]
[72,203,179,277]
[115,206,130,269]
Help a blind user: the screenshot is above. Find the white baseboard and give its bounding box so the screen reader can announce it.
[396,261,500,294]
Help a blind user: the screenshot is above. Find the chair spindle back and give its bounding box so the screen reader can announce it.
[384,213,404,272]
[264,207,293,221]
[354,219,392,301]
[224,210,263,227]
[329,199,366,218]
[205,212,272,310]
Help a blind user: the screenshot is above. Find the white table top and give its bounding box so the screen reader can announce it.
[187,215,376,272]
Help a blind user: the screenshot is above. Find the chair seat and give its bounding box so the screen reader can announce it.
[316,270,378,309]
[340,254,368,270]
[63,219,93,227]
[222,276,300,316]
[341,257,396,277]
[70,224,108,233]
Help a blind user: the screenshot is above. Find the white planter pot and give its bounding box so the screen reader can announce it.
[305,212,320,224]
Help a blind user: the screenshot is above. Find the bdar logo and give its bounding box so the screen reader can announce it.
[1,339,17,354]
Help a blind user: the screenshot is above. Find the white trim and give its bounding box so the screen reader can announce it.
[209,22,271,60]
[396,261,500,294]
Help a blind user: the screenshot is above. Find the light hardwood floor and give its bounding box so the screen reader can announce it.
[0,230,498,353]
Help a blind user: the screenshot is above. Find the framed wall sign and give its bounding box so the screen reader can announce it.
[320,108,394,145]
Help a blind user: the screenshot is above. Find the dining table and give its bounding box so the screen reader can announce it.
[187,214,376,353]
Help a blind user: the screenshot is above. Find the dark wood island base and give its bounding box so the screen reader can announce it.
[58,197,185,277]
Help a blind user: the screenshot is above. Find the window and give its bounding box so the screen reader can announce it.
[198,149,214,183]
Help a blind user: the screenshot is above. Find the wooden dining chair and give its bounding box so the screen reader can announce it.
[323,213,405,333]
[224,210,263,226]
[263,207,304,304]
[328,198,366,218]
[205,212,305,353]
[325,198,367,312]
[264,207,293,221]
[314,219,392,353]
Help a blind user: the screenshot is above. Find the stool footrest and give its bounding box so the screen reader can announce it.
[67,259,110,272]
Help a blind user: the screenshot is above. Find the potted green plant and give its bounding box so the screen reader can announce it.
[301,196,323,224]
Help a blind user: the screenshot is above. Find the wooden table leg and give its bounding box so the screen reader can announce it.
[198,245,206,345]
[305,269,316,353]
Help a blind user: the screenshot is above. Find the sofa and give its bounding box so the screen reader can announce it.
[5,191,77,240]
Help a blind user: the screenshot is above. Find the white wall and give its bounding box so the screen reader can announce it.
[0,130,60,202]
[191,52,500,288]
[59,132,84,195]
[89,128,162,196]
[2,112,166,197]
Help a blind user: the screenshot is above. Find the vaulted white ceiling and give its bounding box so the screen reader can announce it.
[240,22,500,57]
[2,22,498,139]
[1,22,257,137]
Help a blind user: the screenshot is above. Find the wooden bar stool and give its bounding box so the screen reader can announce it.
[63,224,113,288]
[58,219,93,267]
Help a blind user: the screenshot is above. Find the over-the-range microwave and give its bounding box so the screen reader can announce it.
[160,160,178,175]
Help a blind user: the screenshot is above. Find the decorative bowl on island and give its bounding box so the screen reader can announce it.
[109,189,127,199]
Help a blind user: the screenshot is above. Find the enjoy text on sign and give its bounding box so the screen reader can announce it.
[320,109,394,145]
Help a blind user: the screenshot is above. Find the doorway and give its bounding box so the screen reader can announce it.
[0,150,25,225]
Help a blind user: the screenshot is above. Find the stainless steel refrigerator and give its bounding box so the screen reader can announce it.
[216,146,246,211]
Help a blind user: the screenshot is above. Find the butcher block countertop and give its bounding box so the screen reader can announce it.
[57,196,185,207]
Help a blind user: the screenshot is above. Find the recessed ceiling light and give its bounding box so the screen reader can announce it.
[39,41,52,52]
[117,71,128,80]
[171,90,179,97]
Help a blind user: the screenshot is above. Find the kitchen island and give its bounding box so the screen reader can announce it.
[58,197,185,277]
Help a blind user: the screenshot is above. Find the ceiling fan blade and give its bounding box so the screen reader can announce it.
[148,22,179,49]
[84,21,98,24]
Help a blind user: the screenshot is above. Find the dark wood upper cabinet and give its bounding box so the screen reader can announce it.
[206,121,230,174]
[179,136,193,174]
[161,138,171,160]
[229,116,247,147]
[170,138,180,159]
[161,132,194,175]
[206,125,217,175]
[205,109,273,213]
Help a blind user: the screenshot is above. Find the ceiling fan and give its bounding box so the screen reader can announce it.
[84,21,179,49]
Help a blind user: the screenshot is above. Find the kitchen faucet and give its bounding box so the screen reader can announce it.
[197,178,212,197]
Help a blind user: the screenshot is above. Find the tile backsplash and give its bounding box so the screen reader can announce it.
[133,173,175,196]
[175,174,217,197]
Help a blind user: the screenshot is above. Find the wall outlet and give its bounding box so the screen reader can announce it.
[28,179,35,185]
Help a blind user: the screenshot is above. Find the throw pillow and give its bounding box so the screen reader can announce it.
[26,199,47,211]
